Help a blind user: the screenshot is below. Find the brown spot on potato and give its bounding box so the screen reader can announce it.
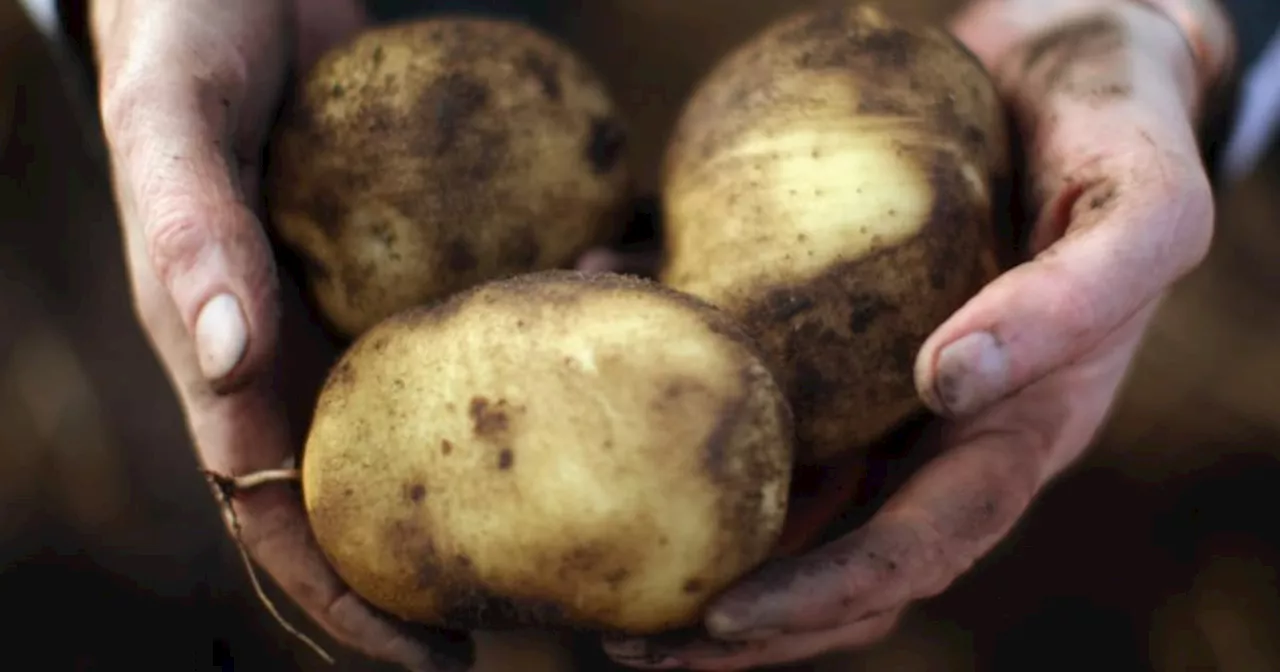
[586,117,626,175]
[304,186,349,240]
[427,73,491,155]
[682,579,704,594]
[765,290,816,321]
[519,50,562,101]
[445,238,479,272]
[437,588,571,630]
[499,224,541,268]
[605,568,629,588]
[441,439,454,455]
[407,483,427,503]
[497,448,514,470]
[847,294,893,334]
[327,359,357,391]
[468,397,510,436]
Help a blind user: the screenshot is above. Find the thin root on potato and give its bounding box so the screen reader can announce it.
[201,467,335,665]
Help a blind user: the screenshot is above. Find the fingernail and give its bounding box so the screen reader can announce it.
[931,331,1008,416]
[195,293,248,381]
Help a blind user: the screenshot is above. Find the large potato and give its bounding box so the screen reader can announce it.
[662,2,1007,463]
[268,19,631,338]
[301,271,793,634]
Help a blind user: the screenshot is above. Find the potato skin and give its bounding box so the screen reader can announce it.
[661,3,1007,463]
[301,271,793,635]
[268,19,631,339]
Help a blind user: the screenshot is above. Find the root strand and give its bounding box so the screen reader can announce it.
[202,468,334,665]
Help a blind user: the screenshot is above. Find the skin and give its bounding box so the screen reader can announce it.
[91,0,1225,670]
[595,0,1225,669]
[269,19,631,338]
[302,271,793,636]
[660,3,1006,464]
[91,1,473,670]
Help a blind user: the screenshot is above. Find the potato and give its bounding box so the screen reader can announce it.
[268,19,631,339]
[661,2,1006,463]
[301,271,793,634]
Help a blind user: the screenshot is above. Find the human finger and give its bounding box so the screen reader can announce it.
[916,6,1213,417]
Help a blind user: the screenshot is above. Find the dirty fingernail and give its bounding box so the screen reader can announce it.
[931,331,1008,416]
[195,293,247,381]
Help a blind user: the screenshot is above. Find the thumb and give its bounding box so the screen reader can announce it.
[916,5,1214,417]
[102,77,280,390]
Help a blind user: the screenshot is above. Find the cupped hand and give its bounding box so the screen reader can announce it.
[92,1,472,669]
[604,1,1227,669]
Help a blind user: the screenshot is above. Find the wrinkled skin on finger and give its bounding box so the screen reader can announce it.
[91,1,477,669]
[597,2,1221,669]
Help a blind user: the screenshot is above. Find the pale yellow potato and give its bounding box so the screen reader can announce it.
[301,271,793,634]
[662,2,1007,464]
[268,19,631,339]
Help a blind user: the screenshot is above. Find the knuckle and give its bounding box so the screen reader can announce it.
[146,213,211,288]
[99,77,152,150]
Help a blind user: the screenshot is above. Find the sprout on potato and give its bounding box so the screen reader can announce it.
[661,2,1007,463]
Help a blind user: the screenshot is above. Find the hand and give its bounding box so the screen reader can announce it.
[92,2,472,669]
[603,1,1226,668]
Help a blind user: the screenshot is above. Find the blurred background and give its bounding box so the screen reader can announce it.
[2,0,1278,669]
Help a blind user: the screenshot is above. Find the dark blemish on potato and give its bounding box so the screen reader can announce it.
[848,294,893,334]
[328,359,356,390]
[296,248,331,282]
[438,588,571,630]
[605,569,629,588]
[519,50,562,101]
[700,401,739,482]
[791,360,836,410]
[766,290,816,322]
[857,95,910,116]
[498,448,514,470]
[331,83,345,98]
[429,73,491,155]
[928,261,949,290]
[407,483,427,503]
[372,45,385,66]
[682,579,704,594]
[441,439,454,455]
[586,116,627,175]
[446,238,479,272]
[469,397,510,436]
[1020,15,1128,97]
[371,220,397,248]
[457,554,472,567]
[499,224,541,268]
[306,186,350,239]
[560,544,605,576]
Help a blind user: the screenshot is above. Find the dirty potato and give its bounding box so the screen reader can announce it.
[661,2,1007,463]
[301,271,793,635]
[268,19,631,338]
